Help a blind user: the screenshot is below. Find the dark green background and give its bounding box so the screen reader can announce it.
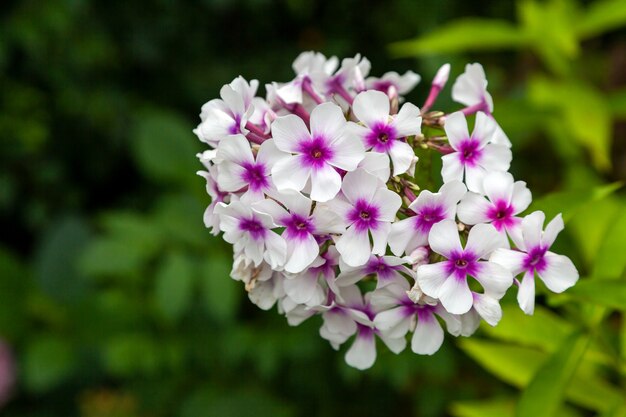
[1,1,625,416]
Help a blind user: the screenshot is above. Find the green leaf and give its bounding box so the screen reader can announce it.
[482,305,573,351]
[460,339,622,412]
[34,217,91,302]
[100,211,164,256]
[593,210,626,279]
[131,109,199,185]
[528,78,612,170]
[23,336,74,393]
[529,182,622,222]
[451,397,580,417]
[609,88,626,119]
[515,331,589,417]
[200,254,240,323]
[154,252,194,322]
[103,333,161,377]
[180,386,295,417]
[0,247,30,338]
[576,0,626,39]
[79,237,150,278]
[565,279,626,311]
[389,19,526,56]
[517,0,580,75]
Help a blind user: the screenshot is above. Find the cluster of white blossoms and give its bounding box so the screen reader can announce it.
[195,52,579,370]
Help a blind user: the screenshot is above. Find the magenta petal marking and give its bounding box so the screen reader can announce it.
[240,161,269,192]
[486,199,515,231]
[283,213,315,241]
[298,135,334,170]
[457,139,483,167]
[523,246,547,274]
[347,199,381,232]
[445,250,480,280]
[365,122,398,152]
[239,217,266,241]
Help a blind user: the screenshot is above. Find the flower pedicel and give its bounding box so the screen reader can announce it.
[194,52,579,370]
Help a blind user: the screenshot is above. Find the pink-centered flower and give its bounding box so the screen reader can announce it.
[326,169,402,267]
[350,90,422,176]
[452,63,493,113]
[253,190,344,273]
[197,151,229,236]
[441,111,512,192]
[215,200,286,268]
[194,78,256,147]
[336,255,413,289]
[365,70,420,96]
[458,171,531,245]
[283,246,341,307]
[490,211,579,315]
[372,281,463,355]
[216,135,286,200]
[320,285,405,370]
[270,102,365,202]
[417,220,512,315]
[388,180,467,256]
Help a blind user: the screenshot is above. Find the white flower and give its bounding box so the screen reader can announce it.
[326,169,402,267]
[452,63,493,113]
[365,70,420,96]
[253,191,344,273]
[215,135,286,201]
[283,246,341,307]
[336,255,412,289]
[417,220,512,315]
[214,200,286,268]
[388,180,467,256]
[490,211,579,315]
[458,171,532,245]
[372,281,462,355]
[194,78,256,147]
[350,90,422,176]
[270,102,365,202]
[441,111,512,192]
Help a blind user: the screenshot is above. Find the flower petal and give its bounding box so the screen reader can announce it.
[271,156,311,192]
[329,133,365,171]
[271,114,311,153]
[482,171,514,205]
[542,213,564,249]
[393,102,422,137]
[473,261,512,298]
[472,293,502,326]
[416,262,449,298]
[352,90,390,126]
[443,112,470,150]
[439,276,473,315]
[471,111,497,148]
[540,252,579,293]
[388,140,416,176]
[428,219,462,257]
[371,188,402,222]
[441,153,464,183]
[341,169,379,204]
[310,164,342,202]
[457,192,491,225]
[518,271,535,315]
[284,233,319,273]
[336,224,371,267]
[489,248,526,276]
[465,223,502,259]
[411,310,444,355]
[311,102,347,143]
[345,329,376,370]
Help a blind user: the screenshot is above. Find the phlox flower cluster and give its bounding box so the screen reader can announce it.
[195,52,579,370]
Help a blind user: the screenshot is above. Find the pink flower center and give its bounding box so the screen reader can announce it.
[348,199,381,232]
[299,136,334,169]
[366,122,398,152]
[458,139,482,166]
[239,217,266,240]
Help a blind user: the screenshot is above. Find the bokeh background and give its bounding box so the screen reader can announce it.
[1,0,626,416]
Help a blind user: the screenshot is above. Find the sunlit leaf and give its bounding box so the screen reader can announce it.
[482,305,573,351]
[593,210,626,279]
[451,397,580,417]
[460,339,622,412]
[515,331,589,417]
[566,279,626,311]
[388,19,526,56]
[528,78,612,170]
[576,0,626,39]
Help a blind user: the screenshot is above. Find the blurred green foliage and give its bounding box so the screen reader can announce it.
[0,0,625,416]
